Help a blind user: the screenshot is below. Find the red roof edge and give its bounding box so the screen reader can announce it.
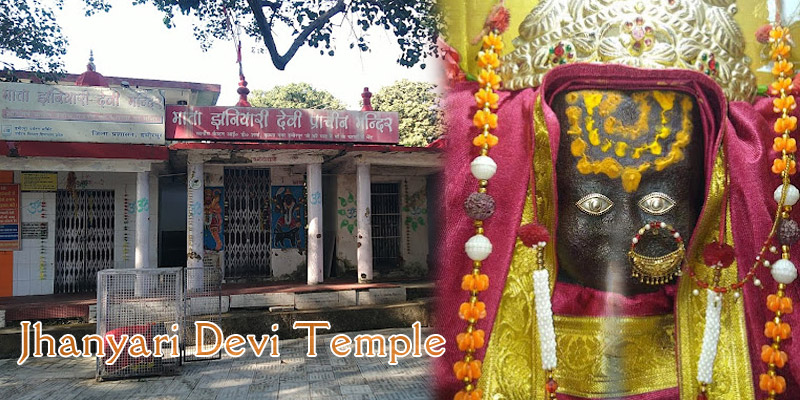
[10,70,221,94]
[1,141,168,160]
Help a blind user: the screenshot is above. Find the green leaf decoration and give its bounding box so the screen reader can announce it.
[337,209,346,216]
[339,197,347,207]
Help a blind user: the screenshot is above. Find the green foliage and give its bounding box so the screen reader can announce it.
[371,79,443,147]
[249,83,346,110]
[135,0,441,70]
[0,0,112,79]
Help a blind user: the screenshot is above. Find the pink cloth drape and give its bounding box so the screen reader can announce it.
[435,63,800,399]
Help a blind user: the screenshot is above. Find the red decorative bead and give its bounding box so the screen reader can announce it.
[485,3,511,34]
[545,378,558,393]
[464,192,496,221]
[697,392,708,400]
[702,241,735,268]
[518,223,550,247]
[755,23,772,44]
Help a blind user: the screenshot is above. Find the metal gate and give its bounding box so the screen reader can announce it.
[371,183,401,270]
[55,190,115,293]
[224,168,271,279]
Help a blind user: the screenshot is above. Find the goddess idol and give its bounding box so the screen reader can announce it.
[437,0,800,399]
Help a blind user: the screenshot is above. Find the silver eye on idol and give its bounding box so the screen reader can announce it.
[638,192,676,215]
[576,193,613,215]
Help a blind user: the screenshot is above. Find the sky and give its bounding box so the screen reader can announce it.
[13,1,441,109]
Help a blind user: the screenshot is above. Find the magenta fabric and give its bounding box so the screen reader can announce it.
[551,281,676,317]
[728,97,800,396]
[435,63,800,399]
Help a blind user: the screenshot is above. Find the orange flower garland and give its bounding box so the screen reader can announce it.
[769,26,797,178]
[760,23,797,400]
[455,30,504,400]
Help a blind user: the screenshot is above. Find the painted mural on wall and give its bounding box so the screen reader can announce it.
[337,192,357,234]
[403,186,427,232]
[271,186,305,249]
[204,187,224,251]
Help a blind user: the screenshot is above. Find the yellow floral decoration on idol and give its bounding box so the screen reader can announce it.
[565,90,694,192]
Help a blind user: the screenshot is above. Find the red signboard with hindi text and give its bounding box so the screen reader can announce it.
[165,106,399,144]
[0,184,20,251]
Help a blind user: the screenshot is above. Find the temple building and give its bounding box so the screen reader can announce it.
[165,86,440,289]
[0,60,441,299]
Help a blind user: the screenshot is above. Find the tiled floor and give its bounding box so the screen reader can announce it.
[0,328,433,400]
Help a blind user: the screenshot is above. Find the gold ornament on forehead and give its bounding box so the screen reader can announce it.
[498,0,756,101]
[565,90,694,192]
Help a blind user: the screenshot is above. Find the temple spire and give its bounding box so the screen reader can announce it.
[233,34,250,107]
[361,87,373,111]
[75,50,108,87]
[235,73,251,107]
[88,50,96,71]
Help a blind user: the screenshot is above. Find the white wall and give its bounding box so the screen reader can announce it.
[13,192,56,296]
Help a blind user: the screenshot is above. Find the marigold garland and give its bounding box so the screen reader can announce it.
[455,30,505,400]
[759,23,797,400]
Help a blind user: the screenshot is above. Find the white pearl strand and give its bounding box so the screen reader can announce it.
[532,245,557,371]
[696,289,722,384]
[693,183,800,387]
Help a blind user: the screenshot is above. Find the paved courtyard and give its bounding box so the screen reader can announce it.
[0,328,433,400]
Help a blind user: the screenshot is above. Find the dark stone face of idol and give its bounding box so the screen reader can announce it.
[551,90,705,295]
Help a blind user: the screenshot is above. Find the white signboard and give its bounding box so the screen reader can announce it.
[0,82,165,145]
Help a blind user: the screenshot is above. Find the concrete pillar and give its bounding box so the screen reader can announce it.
[187,159,204,291]
[135,171,150,269]
[356,163,373,283]
[307,163,323,285]
[135,171,150,296]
